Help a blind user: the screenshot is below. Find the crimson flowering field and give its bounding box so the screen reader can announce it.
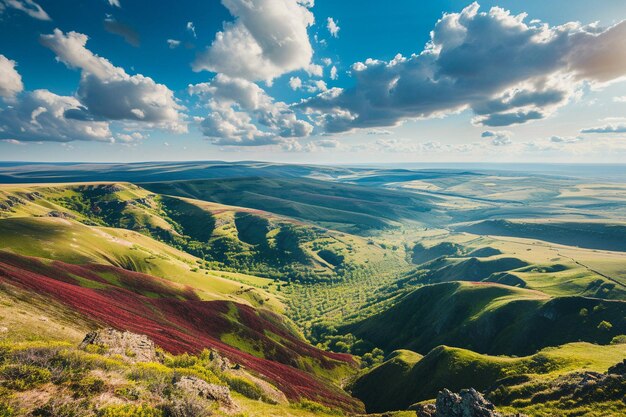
[0,251,362,412]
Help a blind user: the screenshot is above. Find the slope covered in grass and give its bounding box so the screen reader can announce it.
[345,282,626,356]
[0,216,284,311]
[0,251,362,412]
[0,183,404,283]
[142,177,440,233]
[458,219,626,252]
[351,342,626,412]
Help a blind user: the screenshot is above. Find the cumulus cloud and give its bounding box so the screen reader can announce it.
[104,17,140,47]
[330,66,338,80]
[0,55,23,98]
[2,0,50,20]
[0,89,112,142]
[289,76,302,90]
[193,0,315,83]
[482,130,512,146]
[327,17,340,38]
[40,29,186,132]
[580,124,626,134]
[186,21,196,38]
[301,3,626,133]
[189,74,312,145]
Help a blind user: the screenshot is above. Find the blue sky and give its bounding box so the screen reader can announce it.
[1,0,626,163]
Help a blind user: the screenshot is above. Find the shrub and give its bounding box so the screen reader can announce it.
[293,399,343,416]
[164,353,197,369]
[0,403,13,417]
[114,385,142,401]
[223,376,262,400]
[70,376,106,397]
[0,364,51,390]
[161,395,212,417]
[610,335,626,345]
[97,404,163,417]
[597,321,613,331]
[32,398,92,417]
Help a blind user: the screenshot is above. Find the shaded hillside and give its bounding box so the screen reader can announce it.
[458,220,626,252]
[344,282,626,356]
[0,183,404,283]
[142,177,440,233]
[0,251,363,412]
[351,342,626,413]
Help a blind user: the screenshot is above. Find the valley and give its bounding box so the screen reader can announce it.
[0,162,624,416]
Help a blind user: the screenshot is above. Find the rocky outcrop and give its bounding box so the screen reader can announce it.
[413,389,526,417]
[79,328,163,363]
[607,359,626,376]
[175,376,239,413]
[435,388,500,417]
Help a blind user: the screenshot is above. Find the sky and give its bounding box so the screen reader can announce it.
[1,0,626,163]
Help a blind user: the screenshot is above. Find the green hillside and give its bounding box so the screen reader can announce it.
[0,183,402,283]
[351,342,626,413]
[141,177,441,233]
[345,282,626,355]
[0,216,284,311]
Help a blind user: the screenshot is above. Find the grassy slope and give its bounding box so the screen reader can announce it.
[159,195,401,282]
[458,219,626,252]
[0,182,405,284]
[345,281,626,356]
[352,342,626,413]
[406,230,626,300]
[141,177,441,233]
[0,216,283,312]
[0,251,362,412]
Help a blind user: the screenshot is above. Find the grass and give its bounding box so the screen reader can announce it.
[352,342,626,413]
[344,281,626,356]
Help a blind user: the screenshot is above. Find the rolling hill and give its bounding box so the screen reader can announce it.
[142,177,441,233]
[344,281,626,356]
[351,342,626,413]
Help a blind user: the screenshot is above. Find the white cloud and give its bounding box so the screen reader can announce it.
[2,0,50,20]
[314,138,339,148]
[0,55,23,98]
[321,58,332,66]
[40,29,186,133]
[107,0,121,7]
[301,3,626,133]
[189,74,312,145]
[481,130,512,146]
[580,124,626,134]
[167,39,181,49]
[289,76,302,90]
[330,65,338,80]
[326,17,340,38]
[306,63,324,78]
[193,0,315,83]
[366,129,392,135]
[186,21,196,38]
[0,89,113,142]
[613,96,626,103]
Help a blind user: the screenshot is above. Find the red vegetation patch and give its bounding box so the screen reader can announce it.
[0,251,362,412]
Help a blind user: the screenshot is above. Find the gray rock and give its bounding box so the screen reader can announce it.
[175,376,239,412]
[608,359,626,376]
[411,402,436,417]
[79,328,162,363]
[435,388,500,417]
